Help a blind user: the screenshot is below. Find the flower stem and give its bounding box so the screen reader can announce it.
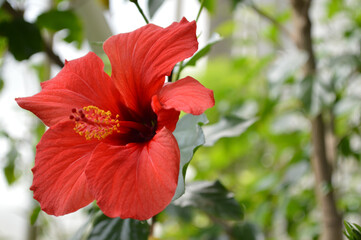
[196,0,205,22]
[131,0,149,24]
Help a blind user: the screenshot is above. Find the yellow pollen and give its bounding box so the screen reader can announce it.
[70,106,120,140]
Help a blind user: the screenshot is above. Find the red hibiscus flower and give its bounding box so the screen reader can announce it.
[16,18,214,220]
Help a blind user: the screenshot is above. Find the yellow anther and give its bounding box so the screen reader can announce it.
[71,105,120,140]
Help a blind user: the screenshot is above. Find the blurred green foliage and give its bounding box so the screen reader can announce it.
[161,0,361,238]
[0,18,43,60]
[36,9,83,48]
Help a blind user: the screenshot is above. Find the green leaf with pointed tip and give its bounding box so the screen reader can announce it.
[173,180,243,220]
[0,19,43,61]
[87,214,149,240]
[30,206,41,225]
[172,114,208,200]
[202,116,256,146]
[36,10,83,48]
[148,0,165,19]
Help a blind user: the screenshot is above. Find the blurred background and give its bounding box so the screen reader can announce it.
[0,0,361,239]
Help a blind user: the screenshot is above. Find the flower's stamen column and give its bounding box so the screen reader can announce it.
[69,106,120,140]
[69,105,151,140]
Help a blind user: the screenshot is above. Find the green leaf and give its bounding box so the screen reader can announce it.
[339,136,359,159]
[0,19,43,61]
[4,160,16,185]
[344,221,361,240]
[36,10,83,48]
[87,214,149,240]
[231,222,262,240]
[327,0,344,18]
[0,77,4,93]
[202,116,256,146]
[30,206,41,225]
[147,0,165,19]
[0,36,8,58]
[199,0,216,14]
[172,114,208,200]
[173,180,243,220]
[355,224,361,233]
[3,146,20,185]
[182,33,222,69]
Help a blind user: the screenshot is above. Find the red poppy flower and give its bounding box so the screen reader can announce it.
[16,18,214,220]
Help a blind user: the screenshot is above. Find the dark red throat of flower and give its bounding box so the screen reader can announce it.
[69,106,156,143]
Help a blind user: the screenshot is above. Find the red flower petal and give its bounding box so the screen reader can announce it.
[85,127,180,220]
[151,95,180,132]
[103,18,198,115]
[16,52,121,127]
[31,121,97,216]
[16,89,97,127]
[154,76,215,115]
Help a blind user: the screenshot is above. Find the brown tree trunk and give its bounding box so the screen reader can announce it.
[289,0,342,239]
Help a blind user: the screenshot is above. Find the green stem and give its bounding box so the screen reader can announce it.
[196,0,205,22]
[131,0,149,24]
